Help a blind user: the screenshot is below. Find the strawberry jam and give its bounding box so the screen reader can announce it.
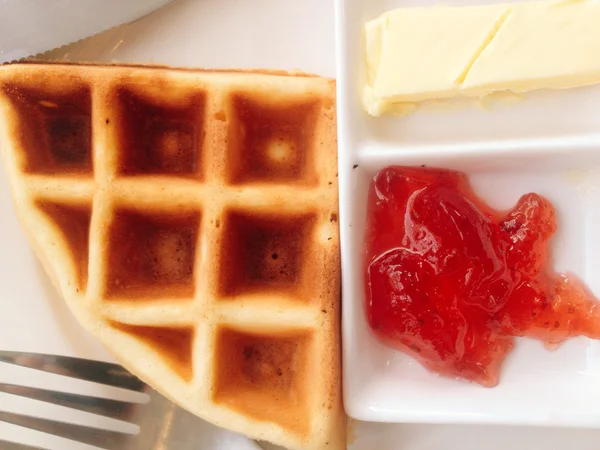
[364,166,600,386]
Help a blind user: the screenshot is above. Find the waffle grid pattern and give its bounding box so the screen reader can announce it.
[0,64,342,449]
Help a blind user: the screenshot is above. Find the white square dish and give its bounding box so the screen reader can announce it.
[335,0,600,426]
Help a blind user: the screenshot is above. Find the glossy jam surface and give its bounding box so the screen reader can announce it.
[364,166,600,386]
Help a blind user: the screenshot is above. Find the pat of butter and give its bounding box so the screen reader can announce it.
[364,0,600,117]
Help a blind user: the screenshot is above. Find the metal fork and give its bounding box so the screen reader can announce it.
[0,351,267,450]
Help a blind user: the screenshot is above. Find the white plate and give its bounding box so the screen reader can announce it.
[5,0,600,449]
[335,0,600,426]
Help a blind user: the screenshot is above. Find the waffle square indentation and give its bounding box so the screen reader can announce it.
[2,83,92,174]
[218,210,317,300]
[110,322,195,382]
[104,207,201,301]
[213,327,312,435]
[227,93,320,185]
[36,200,91,293]
[115,87,205,177]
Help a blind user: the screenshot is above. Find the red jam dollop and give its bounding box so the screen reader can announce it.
[364,166,600,386]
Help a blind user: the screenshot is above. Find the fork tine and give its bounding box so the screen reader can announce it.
[0,351,145,391]
[0,440,44,450]
[0,383,143,421]
[0,411,136,449]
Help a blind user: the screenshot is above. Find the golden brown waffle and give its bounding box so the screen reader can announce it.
[0,62,344,450]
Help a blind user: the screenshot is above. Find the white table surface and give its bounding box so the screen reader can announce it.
[1,0,600,448]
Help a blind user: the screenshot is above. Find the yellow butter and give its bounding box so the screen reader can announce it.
[463,1,600,92]
[364,0,600,117]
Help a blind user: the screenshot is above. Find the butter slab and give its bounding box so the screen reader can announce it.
[364,0,600,116]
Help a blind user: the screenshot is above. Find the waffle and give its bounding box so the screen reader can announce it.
[0,62,344,450]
